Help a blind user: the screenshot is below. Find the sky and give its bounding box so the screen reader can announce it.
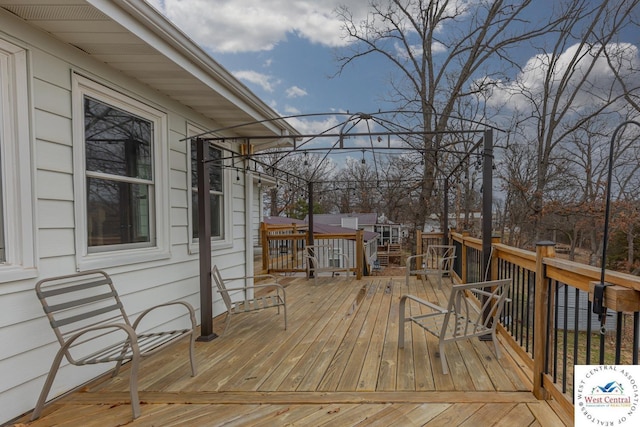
[146,0,402,136]
[145,0,640,162]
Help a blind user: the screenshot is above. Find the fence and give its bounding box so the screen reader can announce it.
[449,231,640,417]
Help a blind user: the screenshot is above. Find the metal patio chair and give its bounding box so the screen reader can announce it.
[406,244,456,288]
[212,265,287,335]
[399,278,512,374]
[32,270,197,420]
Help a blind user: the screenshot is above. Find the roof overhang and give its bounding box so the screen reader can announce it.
[0,0,297,149]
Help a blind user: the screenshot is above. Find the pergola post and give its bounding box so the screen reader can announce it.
[307,181,315,278]
[443,178,449,245]
[195,138,217,341]
[482,129,493,278]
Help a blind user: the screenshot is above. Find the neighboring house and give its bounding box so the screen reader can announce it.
[308,212,405,246]
[0,1,296,423]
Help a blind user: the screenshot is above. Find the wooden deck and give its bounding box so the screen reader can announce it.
[15,276,571,426]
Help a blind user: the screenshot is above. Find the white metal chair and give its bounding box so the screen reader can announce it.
[405,244,456,288]
[212,265,287,336]
[304,244,351,285]
[399,278,512,374]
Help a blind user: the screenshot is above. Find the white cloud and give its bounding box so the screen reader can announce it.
[486,42,640,114]
[286,86,308,98]
[233,70,280,92]
[284,105,302,115]
[147,0,370,53]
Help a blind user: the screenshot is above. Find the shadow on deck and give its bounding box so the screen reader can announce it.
[15,275,572,426]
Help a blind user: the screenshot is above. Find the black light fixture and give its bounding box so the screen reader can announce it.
[361,149,366,164]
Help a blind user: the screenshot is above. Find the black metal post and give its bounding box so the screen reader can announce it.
[443,178,449,245]
[196,138,217,341]
[479,129,494,341]
[307,181,315,278]
[482,129,493,278]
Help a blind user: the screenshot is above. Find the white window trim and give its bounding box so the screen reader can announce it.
[0,38,37,282]
[72,74,170,271]
[187,124,233,254]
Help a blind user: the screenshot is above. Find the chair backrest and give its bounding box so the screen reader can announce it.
[426,245,456,271]
[443,278,511,338]
[211,265,233,311]
[35,270,131,364]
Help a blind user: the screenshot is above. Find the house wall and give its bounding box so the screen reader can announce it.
[0,11,249,423]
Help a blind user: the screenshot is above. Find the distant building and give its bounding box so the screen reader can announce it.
[306,213,406,245]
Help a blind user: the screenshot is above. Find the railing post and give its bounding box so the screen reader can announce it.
[356,230,364,280]
[292,224,298,264]
[533,241,556,400]
[416,230,423,256]
[261,222,269,272]
[461,230,470,284]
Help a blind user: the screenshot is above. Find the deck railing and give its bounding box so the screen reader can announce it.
[260,222,366,279]
[449,231,640,417]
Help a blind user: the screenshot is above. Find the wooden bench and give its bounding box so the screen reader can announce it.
[31,270,197,421]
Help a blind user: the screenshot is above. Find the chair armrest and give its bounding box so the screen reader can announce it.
[406,253,426,267]
[224,274,280,283]
[132,301,197,331]
[62,323,139,362]
[399,294,448,314]
[218,283,285,293]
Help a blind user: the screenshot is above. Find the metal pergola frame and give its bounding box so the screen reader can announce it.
[188,112,498,341]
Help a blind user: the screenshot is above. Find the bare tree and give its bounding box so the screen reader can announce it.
[494,0,640,241]
[260,150,336,217]
[336,0,560,233]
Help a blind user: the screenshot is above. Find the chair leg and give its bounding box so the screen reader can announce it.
[398,296,408,348]
[31,348,66,421]
[222,311,232,336]
[128,353,141,419]
[492,330,502,359]
[188,332,197,376]
[283,304,288,330]
[439,340,449,374]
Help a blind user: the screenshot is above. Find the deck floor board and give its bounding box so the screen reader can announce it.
[16,276,571,426]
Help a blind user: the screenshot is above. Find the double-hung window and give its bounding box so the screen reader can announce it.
[0,38,36,282]
[188,126,233,251]
[84,96,154,249]
[191,140,224,240]
[74,75,169,270]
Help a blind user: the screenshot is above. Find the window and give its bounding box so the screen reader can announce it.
[187,125,233,251]
[73,75,169,270]
[0,38,37,281]
[85,96,154,250]
[190,140,224,239]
